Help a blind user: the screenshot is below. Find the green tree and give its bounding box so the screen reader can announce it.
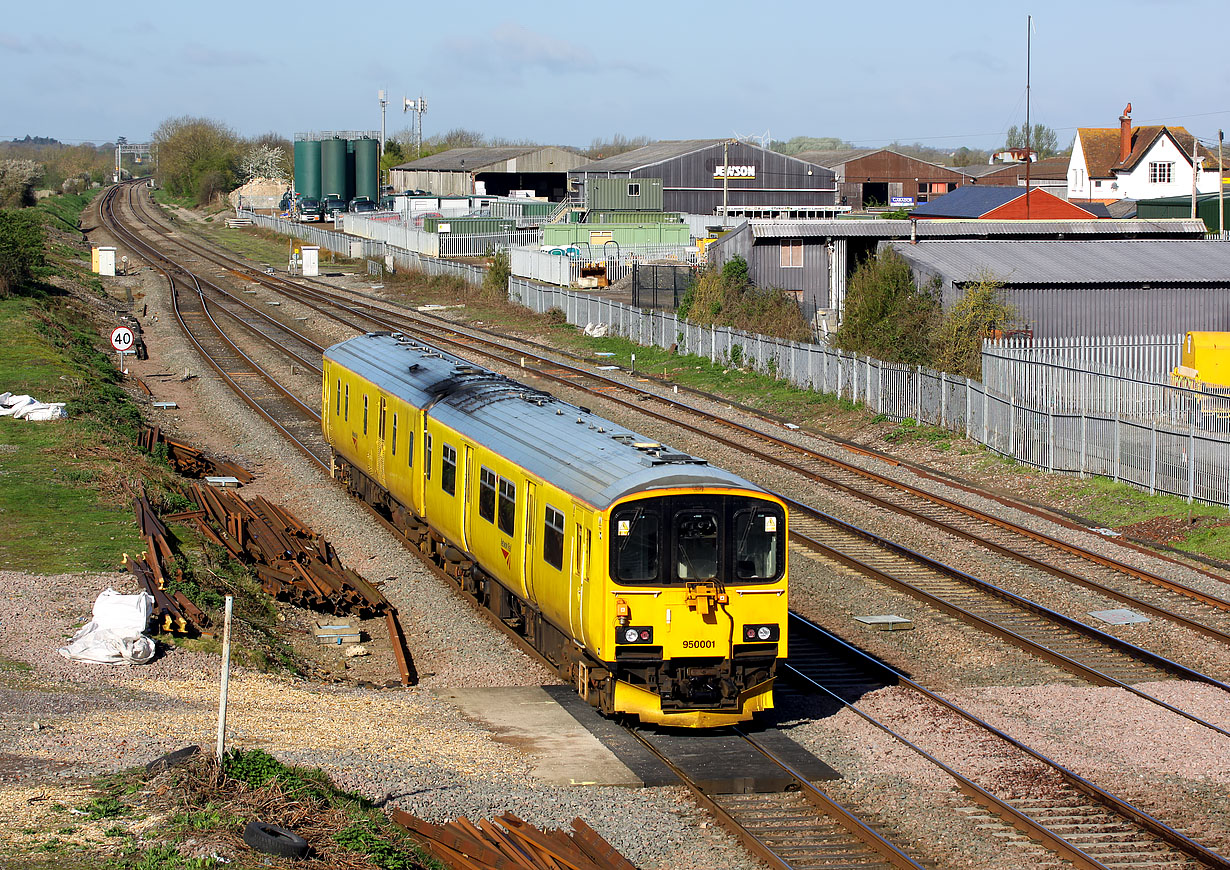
[379,139,405,182]
[931,273,1016,379]
[1006,123,1060,158]
[772,136,853,155]
[677,256,811,342]
[832,249,940,365]
[0,209,46,296]
[153,116,241,206]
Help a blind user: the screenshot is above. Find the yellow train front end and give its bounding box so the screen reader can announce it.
[588,488,788,728]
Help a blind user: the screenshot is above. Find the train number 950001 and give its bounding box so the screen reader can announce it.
[681,639,716,649]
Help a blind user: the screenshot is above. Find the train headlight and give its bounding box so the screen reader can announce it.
[742,624,779,642]
[616,626,654,644]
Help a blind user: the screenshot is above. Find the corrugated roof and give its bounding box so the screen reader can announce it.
[571,139,726,172]
[393,146,561,172]
[746,218,1205,238]
[324,333,762,510]
[889,239,1230,286]
[970,156,1071,182]
[794,148,878,168]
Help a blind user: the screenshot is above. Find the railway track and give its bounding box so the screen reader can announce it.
[102,183,1230,867]
[785,614,1229,869]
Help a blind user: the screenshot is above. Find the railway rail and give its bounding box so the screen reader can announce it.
[100,182,1230,868]
[117,190,1230,694]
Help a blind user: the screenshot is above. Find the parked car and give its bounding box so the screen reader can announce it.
[299,198,324,222]
[350,198,378,214]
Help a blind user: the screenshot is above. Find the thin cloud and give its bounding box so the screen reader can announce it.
[180,43,267,68]
[0,32,97,59]
[438,21,660,79]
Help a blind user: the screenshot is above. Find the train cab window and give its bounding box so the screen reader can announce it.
[497,478,516,535]
[425,434,433,479]
[479,467,496,522]
[378,397,386,439]
[612,507,660,583]
[335,380,341,416]
[441,444,457,495]
[734,507,783,580]
[344,384,349,421]
[391,414,397,455]
[675,510,719,580]
[544,505,565,570]
[363,395,369,435]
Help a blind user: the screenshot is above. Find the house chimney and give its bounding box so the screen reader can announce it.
[1119,102,1133,163]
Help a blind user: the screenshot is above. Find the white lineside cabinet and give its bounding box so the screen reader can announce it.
[97,246,116,277]
[301,246,320,277]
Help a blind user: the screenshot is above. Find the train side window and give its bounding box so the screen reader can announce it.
[378,397,386,439]
[733,508,783,580]
[612,506,660,583]
[391,414,397,455]
[479,467,496,522]
[363,395,369,435]
[335,379,341,416]
[425,434,433,479]
[441,444,457,495]
[497,478,516,535]
[675,510,719,580]
[344,384,349,421]
[407,430,414,467]
[544,505,565,570]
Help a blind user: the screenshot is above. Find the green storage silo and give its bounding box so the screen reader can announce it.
[320,138,348,200]
[293,139,321,201]
[353,138,379,202]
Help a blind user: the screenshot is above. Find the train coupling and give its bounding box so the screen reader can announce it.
[685,581,728,614]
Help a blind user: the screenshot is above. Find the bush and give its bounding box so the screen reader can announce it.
[832,248,940,365]
[482,248,510,299]
[678,256,811,342]
[931,273,1015,379]
[0,209,46,296]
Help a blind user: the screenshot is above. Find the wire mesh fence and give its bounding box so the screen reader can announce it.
[510,278,1230,506]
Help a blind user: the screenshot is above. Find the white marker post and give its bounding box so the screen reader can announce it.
[110,326,135,373]
[216,595,234,759]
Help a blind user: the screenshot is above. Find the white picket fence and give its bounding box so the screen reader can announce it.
[510,278,1230,506]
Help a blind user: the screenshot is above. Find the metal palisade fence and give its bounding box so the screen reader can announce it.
[244,213,483,286]
[510,278,1230,507]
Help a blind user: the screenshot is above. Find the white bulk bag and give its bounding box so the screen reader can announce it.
[58,588,157,665]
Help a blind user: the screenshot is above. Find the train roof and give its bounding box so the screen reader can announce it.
[324,333,767,509]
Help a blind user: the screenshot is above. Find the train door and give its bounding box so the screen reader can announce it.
[522,481,537,602]
[375,395,388,488]
[460,444,473,552]
[569,505,592,646]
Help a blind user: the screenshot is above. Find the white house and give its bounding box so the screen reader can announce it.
[1067,103,1220,201]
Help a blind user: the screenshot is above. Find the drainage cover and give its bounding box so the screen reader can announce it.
[1090,609,1150,625]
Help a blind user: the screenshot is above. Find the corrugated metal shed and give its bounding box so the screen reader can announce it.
[392,146,586,173]
[746,218,1206,238]
[572,140,724,173]
[325,333,759,508]
[888,239,1230,285]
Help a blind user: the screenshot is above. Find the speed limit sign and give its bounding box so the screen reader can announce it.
[110,326,135,352]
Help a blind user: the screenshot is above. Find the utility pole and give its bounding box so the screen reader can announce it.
[722,140,730,222]
[1219,130,1225,236]
[1192,134,1199,220]
[1024,14,1032,220]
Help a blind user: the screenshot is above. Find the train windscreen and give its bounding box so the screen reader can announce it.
[611,495,784,586]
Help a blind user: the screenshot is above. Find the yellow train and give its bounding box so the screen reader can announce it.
[322,332,788,727]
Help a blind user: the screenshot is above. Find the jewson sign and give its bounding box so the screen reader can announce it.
[714,165,757,179]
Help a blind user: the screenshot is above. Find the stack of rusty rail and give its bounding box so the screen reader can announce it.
[138,424,253,483]
[391,811,638,870]
[181,481,415,685]
[126,493,210,635]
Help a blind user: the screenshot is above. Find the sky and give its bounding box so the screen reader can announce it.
[3,0,1228,154]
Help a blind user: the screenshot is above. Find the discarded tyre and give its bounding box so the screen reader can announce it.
[242,820,309,858]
